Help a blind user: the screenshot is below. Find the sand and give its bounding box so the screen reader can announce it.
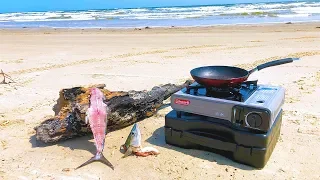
[0,22,320,180]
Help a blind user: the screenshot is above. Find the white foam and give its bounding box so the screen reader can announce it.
[0,1,319,22]
[257,2,307,9]
[129,8,149,12]
[292,7,320,14]
[277,13,311,18]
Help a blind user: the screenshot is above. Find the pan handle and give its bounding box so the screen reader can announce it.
[248,57,300,75]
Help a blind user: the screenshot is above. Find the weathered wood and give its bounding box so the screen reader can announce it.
[34,80,193,143]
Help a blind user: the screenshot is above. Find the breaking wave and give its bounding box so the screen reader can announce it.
[0,1,320,28]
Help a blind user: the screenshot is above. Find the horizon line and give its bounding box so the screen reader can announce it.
[0,0,305,14]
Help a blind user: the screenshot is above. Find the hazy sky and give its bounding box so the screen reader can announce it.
[0,0,297,13]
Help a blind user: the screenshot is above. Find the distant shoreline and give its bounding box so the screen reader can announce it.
[1,1,319,29]
[1,21,320,31]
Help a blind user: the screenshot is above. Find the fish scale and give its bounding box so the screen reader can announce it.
[90,109,107,153]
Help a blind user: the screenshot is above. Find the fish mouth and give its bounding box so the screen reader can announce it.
[132,123,138,132]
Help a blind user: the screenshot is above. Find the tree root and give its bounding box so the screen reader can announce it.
[0,69,16,84]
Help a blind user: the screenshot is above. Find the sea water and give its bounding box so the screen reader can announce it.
[0,1,320,28]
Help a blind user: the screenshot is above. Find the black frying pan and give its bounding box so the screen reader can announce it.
[190,57,299,88]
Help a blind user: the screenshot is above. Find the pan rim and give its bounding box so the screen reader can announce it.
[190,65,249,81]
[190,65,247,71]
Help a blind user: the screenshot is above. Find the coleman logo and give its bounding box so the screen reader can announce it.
[174,99,190,106]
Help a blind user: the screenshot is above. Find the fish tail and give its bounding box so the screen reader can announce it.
[75,152,114,170]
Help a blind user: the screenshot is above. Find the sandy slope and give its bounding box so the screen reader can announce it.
[0,22,320,180]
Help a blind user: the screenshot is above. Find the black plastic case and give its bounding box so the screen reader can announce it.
[164,109,282,169]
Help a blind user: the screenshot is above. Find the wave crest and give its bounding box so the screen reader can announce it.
[0,1,319,22]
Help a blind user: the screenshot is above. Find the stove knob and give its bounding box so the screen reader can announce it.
[246,113,262,128]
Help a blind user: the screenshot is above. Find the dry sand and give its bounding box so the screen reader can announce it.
[0,22,320,180]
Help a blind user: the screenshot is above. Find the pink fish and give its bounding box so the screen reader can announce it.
[76,87,114,170]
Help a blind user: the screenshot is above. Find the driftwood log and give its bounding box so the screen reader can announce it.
[34,80,193,143]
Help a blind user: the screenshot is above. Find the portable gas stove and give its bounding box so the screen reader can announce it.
[165,80,284,168]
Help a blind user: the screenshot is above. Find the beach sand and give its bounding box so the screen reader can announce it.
[0,22,320,180]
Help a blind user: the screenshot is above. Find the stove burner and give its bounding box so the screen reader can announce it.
[185,80,258,102]
[206,86,242,101]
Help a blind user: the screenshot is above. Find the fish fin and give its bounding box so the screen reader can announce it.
[122,147,133,158]
[99,153,114,170]
[85,109,90,124]
[105,115,108,124]
[75,156,96,170]
[75,153,114,170]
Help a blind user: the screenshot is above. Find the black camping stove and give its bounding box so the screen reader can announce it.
[164,81,285,168]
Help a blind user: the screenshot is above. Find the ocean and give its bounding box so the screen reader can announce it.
[0,1,320,28]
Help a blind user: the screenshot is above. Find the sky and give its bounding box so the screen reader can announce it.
[0,0,300,13]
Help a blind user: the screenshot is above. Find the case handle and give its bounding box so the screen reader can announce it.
[183,131,237,152]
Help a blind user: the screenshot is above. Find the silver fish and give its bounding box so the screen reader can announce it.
[76,87,114,170]
[121,123,159,158]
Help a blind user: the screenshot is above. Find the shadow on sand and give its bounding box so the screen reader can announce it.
[29,134,97,155]
[146,126,256,171]
[29,126,255,170]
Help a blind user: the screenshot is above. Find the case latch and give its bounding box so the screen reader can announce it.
[165,127,182,138]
